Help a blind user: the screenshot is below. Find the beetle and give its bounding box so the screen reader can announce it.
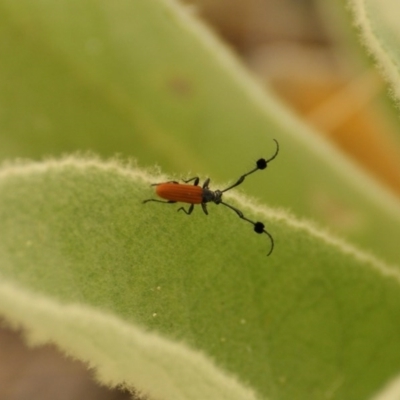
[143,139,279,256]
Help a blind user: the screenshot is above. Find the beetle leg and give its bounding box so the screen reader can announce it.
[181,177,200,186]
[202,178,210,189]
[143,199,177,204]
[177,203,195,215]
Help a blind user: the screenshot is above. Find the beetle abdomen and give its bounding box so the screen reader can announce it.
[156,183,203,204]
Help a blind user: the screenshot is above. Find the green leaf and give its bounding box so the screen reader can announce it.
[2,0,400,264]
[1,158,400,400]
[2,0,400,399]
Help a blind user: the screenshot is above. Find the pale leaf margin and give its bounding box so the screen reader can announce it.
[2,155,400,282]
[371,372,400,400]
[0,279,260,400]
[347,0,400,104]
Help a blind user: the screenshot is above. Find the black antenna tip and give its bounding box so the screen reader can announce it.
[256,139,280,170]
[256,158,267,170]
[253,222,265,233]
[253,221,274,256]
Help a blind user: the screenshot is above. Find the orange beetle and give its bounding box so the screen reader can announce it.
[143,139,279,256]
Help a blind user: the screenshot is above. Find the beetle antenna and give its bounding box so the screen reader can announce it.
[264,138,279,164]
[220,201,274,256]
[221,139,279,193]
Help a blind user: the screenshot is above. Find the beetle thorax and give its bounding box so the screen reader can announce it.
[203,188,223,204]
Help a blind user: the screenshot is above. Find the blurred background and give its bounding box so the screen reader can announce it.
[2,0,400,399]
[181,0,400,197]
